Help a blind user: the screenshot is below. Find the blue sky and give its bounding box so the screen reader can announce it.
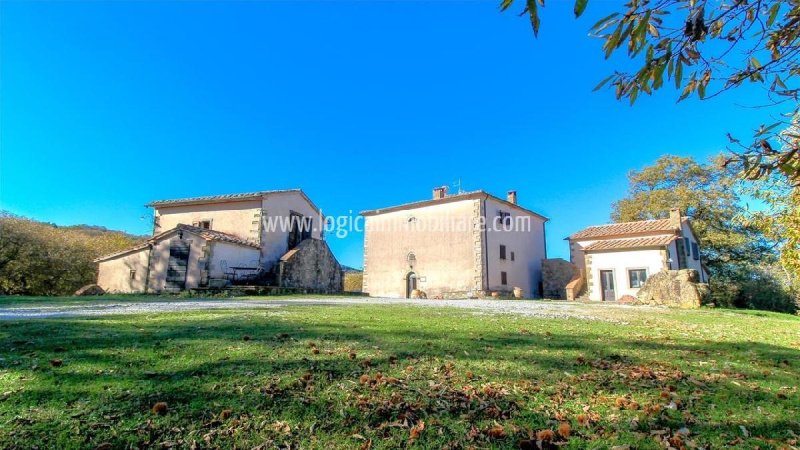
[0,0,777,268]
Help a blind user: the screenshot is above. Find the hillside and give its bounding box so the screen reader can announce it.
[0,212,145,295]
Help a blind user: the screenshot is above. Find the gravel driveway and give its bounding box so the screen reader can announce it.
[0,297,644,321]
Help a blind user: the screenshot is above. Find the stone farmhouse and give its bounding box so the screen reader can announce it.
[95,189,342,293]
[567,208,708,301]
[361,188,548,299]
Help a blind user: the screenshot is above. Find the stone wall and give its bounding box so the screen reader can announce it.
[635,269,710,308]
[279,238,343,292]
[542,258,581,299]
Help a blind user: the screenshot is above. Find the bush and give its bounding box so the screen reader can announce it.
[0,214,143,296]
[343,272,363,293]
[710,265,798,314]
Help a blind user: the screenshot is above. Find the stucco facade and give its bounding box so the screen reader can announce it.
[96,189,339,293]
[362,189,548,299]
[568,209,708,301]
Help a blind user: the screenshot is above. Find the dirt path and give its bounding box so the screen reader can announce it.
[0,297,648,321]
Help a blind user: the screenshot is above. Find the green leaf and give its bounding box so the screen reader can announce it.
[574,0,588,18]
[675,59,683,89]
[526,0,541,36]
[590,12,619,32]
[499,0,514,12]
[593,74,615,91]
[766,2,780,27]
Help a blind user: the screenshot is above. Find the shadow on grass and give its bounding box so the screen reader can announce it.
[0,310,798,448]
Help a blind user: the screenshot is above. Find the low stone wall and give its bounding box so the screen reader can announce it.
[279,239,343,293]
[635,269,710,308]
[542,258,581,299]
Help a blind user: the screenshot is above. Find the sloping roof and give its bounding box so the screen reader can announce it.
[569,218,683,240]
[94,224,258,262]
[280,238,315,262]
[583,235,678,251]
[360,190,548,221]
[146,189,320,213]
[175,224,259,248]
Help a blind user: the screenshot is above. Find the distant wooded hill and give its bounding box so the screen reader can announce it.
[0,212,145,296]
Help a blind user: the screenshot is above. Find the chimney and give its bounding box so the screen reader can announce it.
[507,190,517,205]
[669,208,682,229]
[433,186,448,200]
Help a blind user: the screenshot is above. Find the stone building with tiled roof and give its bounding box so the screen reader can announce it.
[361,187,548,299]
[567,209,708,301]
[95,189,342,293]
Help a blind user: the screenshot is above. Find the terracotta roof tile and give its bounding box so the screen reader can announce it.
[360,190,548,221]
[569,218,681,240]
[94,224,258,262]
[583,235,678,251]
[175,224,259,249]
[146,189,321,212]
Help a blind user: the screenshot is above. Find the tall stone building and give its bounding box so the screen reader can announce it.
[95,189,342,293]
[361,188,548,298]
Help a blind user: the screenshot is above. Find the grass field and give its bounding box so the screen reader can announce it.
[1,298,799,449]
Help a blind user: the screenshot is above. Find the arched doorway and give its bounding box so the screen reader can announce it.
[405,272,417,298]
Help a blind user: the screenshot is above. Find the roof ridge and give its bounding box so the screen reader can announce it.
[146,188,303,207]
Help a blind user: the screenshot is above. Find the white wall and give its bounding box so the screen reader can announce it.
[208,241,260,279]
[587,248,665,301]
[484,198,547,298]
[260,192,324,271]
[363,199,478,298]
[97,247,150,293]
[155,199,262,242]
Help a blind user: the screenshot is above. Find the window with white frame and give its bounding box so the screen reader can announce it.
[628,269,648,288]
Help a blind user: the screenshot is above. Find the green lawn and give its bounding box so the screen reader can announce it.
[1,299,798,449]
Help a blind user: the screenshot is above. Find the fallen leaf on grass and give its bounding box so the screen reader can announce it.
[410,420,425,439]
[151,402,168,415]
[536,429,555,441]
[485,424,506,438]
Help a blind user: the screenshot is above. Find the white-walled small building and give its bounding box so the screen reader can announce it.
[568,209,708,301]
[361,188,548,299]
[95,189,342,293]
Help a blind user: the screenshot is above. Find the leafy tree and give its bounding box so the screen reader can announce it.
[611,155,796,312]
[0,212,144,296]
[612,155,772,271]
[502,0,800,184]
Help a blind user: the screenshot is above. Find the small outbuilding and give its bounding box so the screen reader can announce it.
[567,209,708,302]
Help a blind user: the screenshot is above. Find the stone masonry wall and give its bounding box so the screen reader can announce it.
[542,258,581,299]
[279,238,343,292]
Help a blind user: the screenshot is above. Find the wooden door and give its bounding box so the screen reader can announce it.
[166,240,190,290]
[600,270,616,301]
[406,272,417,298]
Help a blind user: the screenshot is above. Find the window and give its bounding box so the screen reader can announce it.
[510,251,515,261]
[407,252,416,265]
[496,211,511,227]
[684,238,691,256]
[691,242,700,260]
[675,238,688,269]
[197,220,211,229]
[501,271,508,285]
[288,212,312,249]
[129,270,136,280]
[628,269,648,288]
[499,245,507,260]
